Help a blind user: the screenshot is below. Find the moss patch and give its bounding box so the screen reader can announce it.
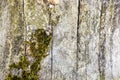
[5,1,61,79]
[5,29,52,80]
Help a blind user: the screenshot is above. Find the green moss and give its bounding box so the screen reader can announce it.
[6,1,60,79]
[5,29,52,80]
[6,74,22,80]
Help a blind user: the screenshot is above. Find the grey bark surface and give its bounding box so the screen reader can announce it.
[0,0,120,80]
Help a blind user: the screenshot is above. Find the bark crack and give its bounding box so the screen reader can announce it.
[49,7,53,80]
[22,0,27,55]
[98,1,106,80]
[76,0,80,80]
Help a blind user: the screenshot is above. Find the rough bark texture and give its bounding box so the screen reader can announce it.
[0,0,120,80]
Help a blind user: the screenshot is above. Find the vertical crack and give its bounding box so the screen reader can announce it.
[98,34,106,80]
[48,6,53,80]
[50,23,53,80]
[85,44,87,80]
[76,0,80,80]
[109,0,114,79]
[109,28,115,80]
[22,0,27,55]
[98,1,106,80]
[85,41,89,80]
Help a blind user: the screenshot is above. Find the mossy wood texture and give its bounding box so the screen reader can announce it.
[0,0,120,80]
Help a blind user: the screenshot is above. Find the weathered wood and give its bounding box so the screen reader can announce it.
[77,0,120,80]
[0,0,120,80]
[52,0,78,80]
[0,0,25,79]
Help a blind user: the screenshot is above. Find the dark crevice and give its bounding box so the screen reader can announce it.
[97,2,103,78]
[98,1,106,80]
[48,7,53,80]
[50,27,53,80]
[76,0,81,80]
[98,34,106,80]
[85,43,88,80]
[22,0,27,56]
